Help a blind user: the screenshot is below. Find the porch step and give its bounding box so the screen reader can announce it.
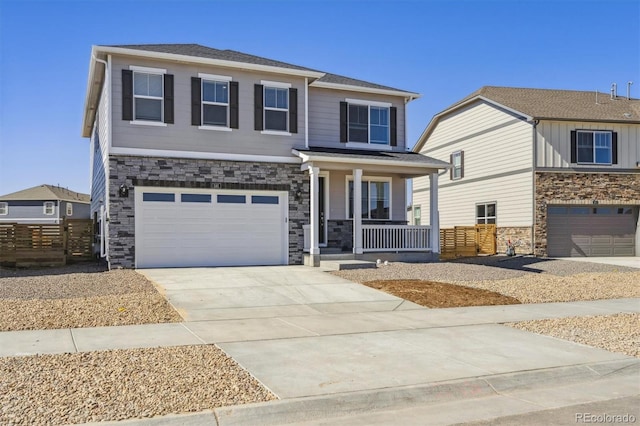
[319,259,377,271]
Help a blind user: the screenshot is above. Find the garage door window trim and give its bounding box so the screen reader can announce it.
[217,194,246,204]
[181,194,212,203]
[143,193,175,202]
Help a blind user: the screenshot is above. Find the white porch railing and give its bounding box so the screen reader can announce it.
[362,225,432,252]
[303,224,310,252]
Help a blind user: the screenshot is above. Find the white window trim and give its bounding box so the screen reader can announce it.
[130,66,165,123]
[263,84,290,132]
[475,202,497,225]
[452,151,463,180]
[0,202,7,215]
[576,130,613,165]
[345,175,393,221]
[201,78,230,128]
[43,201,55,216]
[346,99,391,145]
[413,205,421,224]
[66,203,73,216]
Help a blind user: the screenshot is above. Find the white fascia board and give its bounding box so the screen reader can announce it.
[412,95,533,153]
[94,46,325,79]
[291,149,449,170]
[82,46,103,138]
[310,80,421,100]
[111,147,301,164]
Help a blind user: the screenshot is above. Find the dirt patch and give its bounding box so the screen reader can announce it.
[363,280,521,308]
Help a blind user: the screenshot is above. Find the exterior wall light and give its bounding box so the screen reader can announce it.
[119,184,129,198]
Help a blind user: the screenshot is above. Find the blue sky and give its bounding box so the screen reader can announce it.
[0,0,638,196]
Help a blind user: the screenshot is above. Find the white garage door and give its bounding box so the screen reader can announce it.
[135,188,288,268]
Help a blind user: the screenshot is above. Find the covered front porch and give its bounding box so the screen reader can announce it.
[293,147,449,266]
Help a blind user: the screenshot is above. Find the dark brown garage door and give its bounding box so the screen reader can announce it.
[547,206,637,257]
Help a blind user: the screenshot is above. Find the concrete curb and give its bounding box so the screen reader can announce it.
[213,359,640,425]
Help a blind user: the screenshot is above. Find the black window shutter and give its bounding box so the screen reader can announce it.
[460,150,465,178]
[163,74,174,124]
[289,88,298,133]
[230,81,239,129]
[339,101,348,142]
[122,70,133,121]
[390,106,397,146]
[570,131,577,163]
[191,77,201,126]
[612,132,618,164]
[254,84,263,131]
[449,153,454,180]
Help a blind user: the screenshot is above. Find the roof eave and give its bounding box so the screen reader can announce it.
[81,46,103,138]
[533,116,640,124]
[94,45,326,79]
[292,149,449,170]
[310,81,421,99]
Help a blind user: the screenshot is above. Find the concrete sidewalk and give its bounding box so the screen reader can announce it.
[1,297,638,357]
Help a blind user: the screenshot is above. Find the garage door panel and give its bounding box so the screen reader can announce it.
[547,205,637,257]
[136,189,287,268]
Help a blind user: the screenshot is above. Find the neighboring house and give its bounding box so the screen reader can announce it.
[412,86,640,258]
[82,44,448,269]
[0,184,90,224]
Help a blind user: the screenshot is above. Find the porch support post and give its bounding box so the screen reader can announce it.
[309,166,320,266]
[353,168,363,255]
[429,172,440,254]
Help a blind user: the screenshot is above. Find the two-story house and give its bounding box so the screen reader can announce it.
[83,44,448,269]
[412,86,640,258]
[0,184,90,224]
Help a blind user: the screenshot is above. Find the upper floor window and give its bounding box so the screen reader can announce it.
[66,203,73,216]
[122,66,174,125]
[571,130,617,165]
[451,151,464,180]
[347,178,391,220]
[191,74,238,130]
[254,82,298,134]
[0,202,7,215]
[476,202,496,224]
[341,99,397,147]
[44,202,55,216]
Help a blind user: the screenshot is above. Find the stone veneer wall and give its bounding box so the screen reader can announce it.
[497,227,533,255]
[108,155,308,268]
[534,172,640,256]
[327,220,353,252]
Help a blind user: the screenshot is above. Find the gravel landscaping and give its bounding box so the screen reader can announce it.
[0,263,182,331]
[0,345,276,425]
[508,313,640,358]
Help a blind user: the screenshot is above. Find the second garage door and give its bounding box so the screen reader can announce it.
[547,206,637,257]
[135,188,288,268]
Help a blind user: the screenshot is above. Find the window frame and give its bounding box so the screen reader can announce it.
[413,205,421,226]
[452,151,463,180]
[0,202,7,215]
[475,202,496,225]
[43,201,55,216]
[130,65,166,124]
[345,176,393,220]
[262,80,291,134]
[199,73,232,130]
[346,98,392,146]
[66,203,73,216]
[576,130,613,165]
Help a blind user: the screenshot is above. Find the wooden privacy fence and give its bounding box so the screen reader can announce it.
[0,219,93,267]
[440,224,497,259]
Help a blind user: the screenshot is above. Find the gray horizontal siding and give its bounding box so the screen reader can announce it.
[110,56,306,157]
[0,200,59,223]
[308,87,407,151]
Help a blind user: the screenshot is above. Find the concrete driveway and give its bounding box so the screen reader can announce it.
[555,256,640,269]
[140,266,638,409]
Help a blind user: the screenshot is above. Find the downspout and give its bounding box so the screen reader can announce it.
[305,77,309,149]
[531,119,539,256]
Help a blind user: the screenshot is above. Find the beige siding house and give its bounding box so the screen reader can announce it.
[413,86,640,257]
[82,44,448,269]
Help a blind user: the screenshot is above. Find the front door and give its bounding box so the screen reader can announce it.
[319,176,326,245]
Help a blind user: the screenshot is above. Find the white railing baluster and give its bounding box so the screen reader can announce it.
[360,224,432,252]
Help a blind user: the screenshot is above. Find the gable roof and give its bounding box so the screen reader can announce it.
[83,43,419,137]
[414,86,640,152]
[0,185,90,203]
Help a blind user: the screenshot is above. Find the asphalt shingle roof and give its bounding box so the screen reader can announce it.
[453,86,640,123]
[106,44,414,94]
[0,185,90,203]
[297,147,450,167]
